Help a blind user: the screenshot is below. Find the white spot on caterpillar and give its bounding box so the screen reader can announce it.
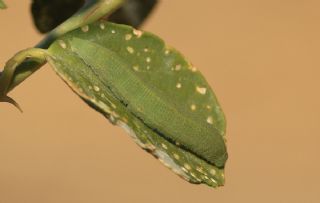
[81,25,89,32]
[111,103,117,109]
[206,105,212,110]
[173,153,180,160]
[182,167,188,173]
[207,116,213,124]
[99,22,105,30]
[184,163,191,170]
[190,104,196,111]
[196,86,207,95]
[144,48,149,52]
[196,167,204,173]
[58,40,67,49]
[133,29,143,37]
[190,173,197,178]
[127,46,134,54]
[165,50,170,55]
[111,30,116,34]
[146,57,151,63]
[161,143,168,149]
[125,34,132,41]
[147,66,151,70]
[112,111,119,118]
[88,85,93,90]
[93,86,100,92]
[176,83,182,89]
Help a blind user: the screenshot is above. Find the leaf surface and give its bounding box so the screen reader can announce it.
[47,21,227,187]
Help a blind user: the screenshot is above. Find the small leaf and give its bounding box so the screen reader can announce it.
[46,21,227,187]
[0,0,7,9]
[31,0,158,33]
[31,0,85,33]
[108,0,158,28]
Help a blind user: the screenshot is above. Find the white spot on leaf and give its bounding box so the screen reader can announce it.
[191,104,196,111]
[99,22,105,30]
[175,64,182,71]
[210,169,216,175]
[196,86,207,95]
[127,46,135,54]
[189,66,197,72]
[133,29,143,37]
[81,25,89,32]
[133,65,139,71]
[58,40,67,49]
[93,86,100,92]
[207,116,213,124]
[125,34,132,40]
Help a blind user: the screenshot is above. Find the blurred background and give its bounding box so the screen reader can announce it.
[1,1,319,202]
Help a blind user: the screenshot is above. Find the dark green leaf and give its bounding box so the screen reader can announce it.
[31,0,85,33]
[31,0,158,33]
[46,21,227,187]
[108,0,158,28]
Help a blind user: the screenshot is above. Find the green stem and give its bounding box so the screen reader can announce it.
[37,0,125,48]
[1,0,125,94]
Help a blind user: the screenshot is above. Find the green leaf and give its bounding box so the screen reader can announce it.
[31,0,85,33]
[0,0,7,9]
[108,0,158,28]
[46,21,227,187]
[31,0,157,33]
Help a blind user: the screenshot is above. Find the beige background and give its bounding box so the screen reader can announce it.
[1,1,319,202]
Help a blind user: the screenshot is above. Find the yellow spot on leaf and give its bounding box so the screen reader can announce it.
[127,46,134,54]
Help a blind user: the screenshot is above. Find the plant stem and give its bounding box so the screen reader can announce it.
[36,0,125,48]
[1,0,125,95]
